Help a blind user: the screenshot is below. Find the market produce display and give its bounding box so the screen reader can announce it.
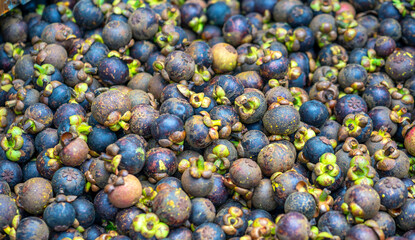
[1,0,415,239]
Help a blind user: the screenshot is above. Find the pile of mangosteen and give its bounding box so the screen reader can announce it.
[1,0,415,239]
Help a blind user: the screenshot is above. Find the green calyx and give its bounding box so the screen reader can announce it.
[291,88,308,110]
[189,93,211,108]
[390,105,410,124]
[3,42,24,60]
[235,95,260,118]
[336,12,357,30]
[145,0,165,7]
[347,156,375,186]
[310,0,340,12]
[136,187,157,212]
[310,226,339,240]
[106,111,131,132]
[68,115,92,142]
[3,214,21,240]
[389,85,414,104]
[188,15,207,34]
[222,207,244,235]
[284,28,307,52]
[329,46,348,70]
[201,111,221,128]
[344,81,365,94]
[154,30,180,50]
[294,127,317,150]
[360,49,385,72]
[70,83,90,104]
[46,147,61,165]
[22,118,45,134]
[200,111,221,140]
[34,64,55,87]
[206,144,231,174]
[56,2,74,21]
[192,65,211,86]
[126,0,146,10]
[189,156,216,179]
[317,23,337,48]
[374,146,399,172]
[392,0,408,16]
[132,213,169,239]
[212,85,231,105]
[0,126,25,162]
[178,158,191,173]
[314,153,340,187]
[248,218,276,239]
[0,107,8,129]
[300,182,334,215]
[36,4,45,15]
[239,46,262,65]
[267,79,281,88]
[128,59,141,78]
[409,157,415,177]
[338,114,368,141]
[246,46,261,64]
[256,49,283,65]
[160,7,180,26]
[341,202,365,224]
[287,60,302,80]
[1,73,13,88]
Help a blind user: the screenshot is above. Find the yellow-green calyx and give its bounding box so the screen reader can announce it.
[200,111,221,140]
[409,157,415,177]
[105,111,131,131]
[317,22,337,48]
[206,144,231,174]
[159,7,181,26]
[0,126,25,161]
[70,83,93,104]
[238,46,263,65]
[361,49,385,73]
[3,214,21,240]
[192,65,211,86]
[314,153,340,187]
[22,118,45,134]
[294,127,317,150]
[188,15,207,34]
[347,155,376,186]
[189,156,216,179]
[0,107,9,129]
[390,105,410,124]
[341,201,365,224]
[136,187,157,212]
[310,226,340,240]
[297,181,334,215]
[329,45,348,69]
[338,113,369,142]
[34,64,55,87]
[389,85,414,105]
[246,218,276,239]
[374,146,400,172]
[68,115,92,142]
[3,42,24,60]
[132,213,169,239]
[256,49,283,66]
[189,93,211,108]
[213,85,231,105]
[154,26,181,55]
[310,0,340,12]
[222,207,245,235]
[291,87,309,110]
[235,95,261,118]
